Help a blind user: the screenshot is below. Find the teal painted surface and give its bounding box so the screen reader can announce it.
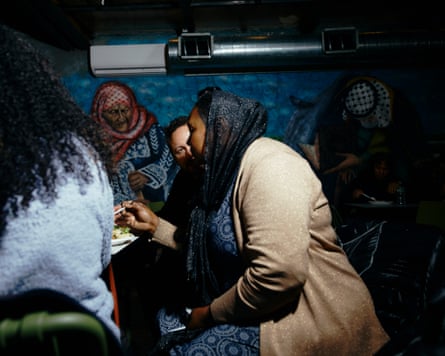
[62,68,445,139]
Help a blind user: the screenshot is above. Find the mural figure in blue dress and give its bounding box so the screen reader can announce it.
[91,81,178,204]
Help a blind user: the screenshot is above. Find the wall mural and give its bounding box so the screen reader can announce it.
[90,80,178,205]
[63,68,445,140]
[61,67,445,203]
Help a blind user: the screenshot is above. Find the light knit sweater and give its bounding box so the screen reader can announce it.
[0,144,120,340]
[153,137,389,355]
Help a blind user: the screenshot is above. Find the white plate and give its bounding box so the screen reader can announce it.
[111,236,133,246]
[368,200,393,206]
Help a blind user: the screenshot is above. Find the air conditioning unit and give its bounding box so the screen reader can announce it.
[89,43,167,77]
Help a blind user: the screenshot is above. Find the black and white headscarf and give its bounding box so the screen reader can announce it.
[342,78,393,128]
[186,90,268,305]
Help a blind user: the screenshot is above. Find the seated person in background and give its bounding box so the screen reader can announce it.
[124,116,203,329]
[117,116,202,330]
[349,152,401,202]
[158,115,203,227]
[117,90,389,355]
[285,75,427,210]
[0,24,120,342]
[158,87,220,226]
[91,81,178,205]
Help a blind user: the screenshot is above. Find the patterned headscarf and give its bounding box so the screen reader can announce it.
[342,77,394,128]
[91,81,157,162]
[186,90,268,305]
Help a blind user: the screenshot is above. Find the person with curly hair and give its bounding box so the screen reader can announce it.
[0,24,120,343]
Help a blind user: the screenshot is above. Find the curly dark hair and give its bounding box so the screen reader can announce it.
[0,24,114,236]
[164,115,188,141]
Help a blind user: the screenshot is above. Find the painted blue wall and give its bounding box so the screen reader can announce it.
[62,66,445,140]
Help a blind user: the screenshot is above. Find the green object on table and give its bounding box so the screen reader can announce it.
[149,201,165,213]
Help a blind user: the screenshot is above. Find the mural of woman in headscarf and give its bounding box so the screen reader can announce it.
[284,74,427,209]
[91,81,178,205]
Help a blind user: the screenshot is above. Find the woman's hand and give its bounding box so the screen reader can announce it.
[187,305,214,330]
[387,181,400,194]
[114,200,159,235]
[128,171,149,192]
[352,188,365,201]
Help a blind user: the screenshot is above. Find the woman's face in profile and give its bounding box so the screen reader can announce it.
[187,107,206,165]
[102,103,131,132]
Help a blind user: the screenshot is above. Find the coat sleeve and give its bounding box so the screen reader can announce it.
[210,139,328,323]
[151,218,183,250]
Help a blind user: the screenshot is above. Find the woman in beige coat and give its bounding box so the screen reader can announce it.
[117,90,389,355]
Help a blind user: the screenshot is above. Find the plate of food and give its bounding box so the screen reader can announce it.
[368,200,393,206]
[112,226,136,246]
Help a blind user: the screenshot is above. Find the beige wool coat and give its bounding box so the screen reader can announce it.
[153,137,389,355]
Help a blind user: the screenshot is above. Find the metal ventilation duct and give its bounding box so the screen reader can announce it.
[167,29,445,75]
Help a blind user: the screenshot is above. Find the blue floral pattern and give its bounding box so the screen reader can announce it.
[157,182,259,355]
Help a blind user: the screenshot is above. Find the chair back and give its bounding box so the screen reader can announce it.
[416,200,445,232]
[0,289,123,356]
[338,220,445,354]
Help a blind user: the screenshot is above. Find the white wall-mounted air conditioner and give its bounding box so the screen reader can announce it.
[89,43,167,77]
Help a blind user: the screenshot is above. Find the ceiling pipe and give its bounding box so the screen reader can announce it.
[166,29,445,75]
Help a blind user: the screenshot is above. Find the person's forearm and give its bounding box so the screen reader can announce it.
[187,305,215,330]
[150,218,182,250]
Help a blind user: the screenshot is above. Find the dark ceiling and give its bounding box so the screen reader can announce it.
[2,0,444,51]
